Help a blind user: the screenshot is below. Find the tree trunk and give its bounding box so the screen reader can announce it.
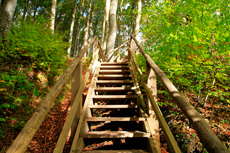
[73,0,85,58]
[135,0,141,40]
[102,0,110,53]
[117,0,123,47]
[22,0,29,21]
[131,1,135,34]
[88,6,94,40]
[67,0,79,57]
[50,0,56,34]
[81,0,93,57]
[0,0,17,41]
[106,0,118,60]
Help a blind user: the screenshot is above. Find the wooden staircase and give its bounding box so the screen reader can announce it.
[74,62,157,153]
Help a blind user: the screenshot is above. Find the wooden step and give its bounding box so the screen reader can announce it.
[88,105,138,109]
[84,117,146,121]
[94,87,136,92]
[92,95,137,100]
[80,131,151,138]
[101,62,128,66]
[98,75,132,80]
[99,70,130,74]
[83,150,148,153]
[96,80,133,85]
[100,66,130,70]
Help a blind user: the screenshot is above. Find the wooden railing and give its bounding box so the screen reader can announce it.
[6,36,105,153]
[129,34,229,153]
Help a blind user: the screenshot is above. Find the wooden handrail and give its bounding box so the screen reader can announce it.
[130,34,229,153]
[53,48,99,152]
[129,49,181,153]
[106,40,129,59]
[98,41,106,62]
[6,36,97,153]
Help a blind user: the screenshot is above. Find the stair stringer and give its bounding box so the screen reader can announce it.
[70,63,101,153]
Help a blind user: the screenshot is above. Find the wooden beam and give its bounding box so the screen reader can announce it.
[130,34,229,153]
[87,105,138,109]
[70,65,100,152]
[71,61,82,141]
[80,131,151,138]
[129,49,181,153]
[145,61,160,146]
[6,36,98,153]
[92,95,137,100]
[84,117,146,121]
[83,150,147,153]
[98,41,106,62]
[53,50,99,153]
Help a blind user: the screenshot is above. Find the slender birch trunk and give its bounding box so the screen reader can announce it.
[102,0,110,52]
[50,0,56,34]
[88,6,94,40]
[81,0,93,57]
[117,0,123,47]
[0,0,17,41]
[106,0,118,60]
[73,0,85,58]
[131,1,135,34]
[67,0,78,57]
[135,0,141,40]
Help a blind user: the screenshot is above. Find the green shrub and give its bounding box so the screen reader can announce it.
[0,17,68,127]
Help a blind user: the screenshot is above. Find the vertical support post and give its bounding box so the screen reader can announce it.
[145,61,160,143]
[71,61,82,141]
[117,48,120,62]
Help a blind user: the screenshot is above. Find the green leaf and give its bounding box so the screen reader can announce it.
[0,118,6,122]
[33,90,39,97]
[2,103,10,108]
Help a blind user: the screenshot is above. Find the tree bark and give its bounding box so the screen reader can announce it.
[73,0,85,58]
[106,0,118,60]
[134,0,141,40]
[81,0,93,57]
[102,0,110,53]
[50,0,56,34]
[0,0,17,41]
[131,1,135,34]
[117,0,123,47]
[67,0,79,57]
[88,5,94,40]
[22,0,29,21]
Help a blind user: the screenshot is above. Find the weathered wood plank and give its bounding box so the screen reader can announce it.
[96,80,133,85]
[80,131,151,138]
[92,95,137,100]
[99,70,130,74]
[87,105,138,109]
[94,87,135,92]
[100,66,130,69]
[83,150,148,153]
[84,117,146,121]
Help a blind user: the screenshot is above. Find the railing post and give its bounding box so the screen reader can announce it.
[145,62,160,143]
[71,61,82,141]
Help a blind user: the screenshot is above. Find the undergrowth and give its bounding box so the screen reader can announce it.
[0,17,68,151]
